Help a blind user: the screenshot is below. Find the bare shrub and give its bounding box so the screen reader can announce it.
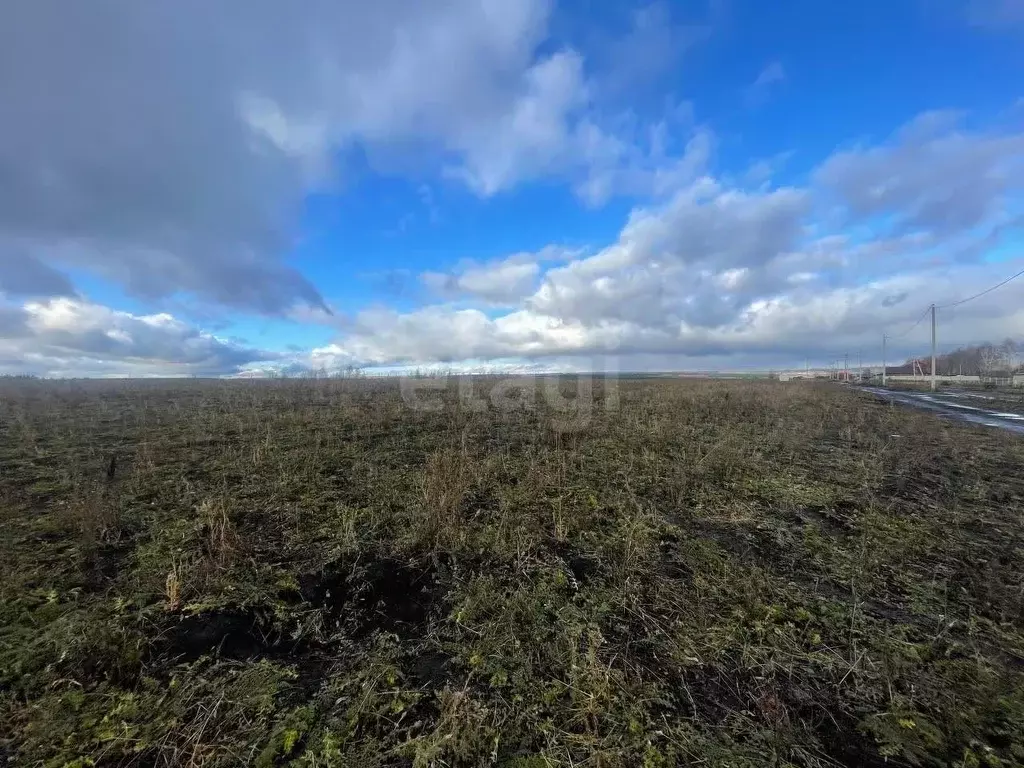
[66,484,121,544]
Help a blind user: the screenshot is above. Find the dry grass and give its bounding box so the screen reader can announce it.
[1,376,1023,767]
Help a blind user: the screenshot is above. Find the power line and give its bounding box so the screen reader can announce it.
[936,265,1024,309]
[878,265,1024,345]
[805,265,1024,378]
[887,305,931,339]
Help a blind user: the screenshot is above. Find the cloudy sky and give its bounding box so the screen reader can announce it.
[1,0,1023,376]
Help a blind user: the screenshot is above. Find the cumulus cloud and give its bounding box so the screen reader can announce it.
[1,2,338,313]
[526,179,811,330]
[0,4,579,311]
[423,262,540,306]
[420,246,574,305]
[445,49,589,195]
[574,125,714,206]
[816,111,1024,234]
[312,259,1024,370]
[2,0,1021,379]
[307,110,1024,371]
[0,0,717,317]
[0,297,274,377]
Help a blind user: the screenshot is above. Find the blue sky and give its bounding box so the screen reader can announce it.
[0,0,1022,376]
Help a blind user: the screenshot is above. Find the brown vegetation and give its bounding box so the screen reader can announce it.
[1,376,1023,767]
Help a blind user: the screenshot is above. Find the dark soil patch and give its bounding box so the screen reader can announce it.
[297,561,350,619]
[354,558,437,638]
[408,649,452,690]
[288,651,337,701]
[813,709,893,768]
[298,556,439,641]
[460,486,499,516]
[156,608,294,663]
[547,539,600,584]
[684,667,749,723]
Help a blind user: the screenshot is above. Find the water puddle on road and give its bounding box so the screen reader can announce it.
[857,387,1024,435]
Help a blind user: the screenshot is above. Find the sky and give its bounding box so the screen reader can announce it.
[1,0,1023,377]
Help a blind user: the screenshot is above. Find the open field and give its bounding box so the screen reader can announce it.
[2,377,1024,767]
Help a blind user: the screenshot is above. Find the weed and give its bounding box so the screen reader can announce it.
[418,446,473,550]
[197,496,240,570]
[65,482,121,545]
[1,377,1023,766]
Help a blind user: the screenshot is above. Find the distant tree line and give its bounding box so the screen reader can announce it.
[904,339,1021,376]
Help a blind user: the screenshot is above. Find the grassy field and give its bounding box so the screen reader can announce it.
[2,377,1023,767]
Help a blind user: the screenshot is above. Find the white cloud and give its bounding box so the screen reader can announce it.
[447,50,589,195]
[0,0,711,317]
[2,1,1022,380]
[0,297,273,377]
[305,110,1024,371]
[423,261,540,306]
[574,125,714,206]
[816,110,1024,234]
[524,178,810,332]
[308,259,1024,371]
[421,246,575,305]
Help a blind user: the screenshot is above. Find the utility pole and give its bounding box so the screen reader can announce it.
[858,349,862,382]
[844,352,849,383]
[882,334,887,387]
[930,303,937,391]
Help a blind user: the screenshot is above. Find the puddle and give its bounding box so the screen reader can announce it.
[858,387,1024,435]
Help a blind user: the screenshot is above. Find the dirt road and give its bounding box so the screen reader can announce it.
[858,386,1024,435]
